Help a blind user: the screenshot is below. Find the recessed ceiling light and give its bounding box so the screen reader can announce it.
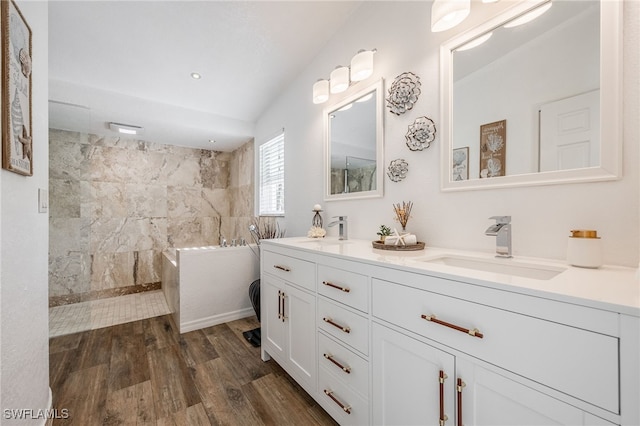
[209,139,216,144]
[109,122,144,135]
[191,72,201,79]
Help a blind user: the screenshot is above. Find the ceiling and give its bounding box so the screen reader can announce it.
[48,1,361,151]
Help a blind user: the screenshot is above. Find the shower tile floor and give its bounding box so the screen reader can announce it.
[49,290,170,337]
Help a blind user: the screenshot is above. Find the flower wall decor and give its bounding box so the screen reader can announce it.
[386,72,421,116]
[405,116,437,151]
[387,159,409,182]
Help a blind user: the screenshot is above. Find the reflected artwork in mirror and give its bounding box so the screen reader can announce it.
[325,79,384,200]
[440,0,622,191]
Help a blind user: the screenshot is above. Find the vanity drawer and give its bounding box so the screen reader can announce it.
[318,264,368,313]
[318,332,369,398]
[318,367,369,426]
[262,250,316,292]
[318,298,369,356]
[372,278,620,413]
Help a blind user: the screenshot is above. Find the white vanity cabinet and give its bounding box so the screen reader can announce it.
[260,239,639,426]
[260,248,317,394]
[316,262,371,425]
[372,322,455,425]
[371,272,622,425]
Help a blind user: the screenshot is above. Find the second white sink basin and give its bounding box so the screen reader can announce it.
[420,254,566,280]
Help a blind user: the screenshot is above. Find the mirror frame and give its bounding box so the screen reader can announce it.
[324,79,384,201]
[440,0,622,191]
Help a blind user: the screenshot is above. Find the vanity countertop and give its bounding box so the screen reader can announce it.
[262,237,640,317]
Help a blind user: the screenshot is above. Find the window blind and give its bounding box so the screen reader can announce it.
[259,133,285,216]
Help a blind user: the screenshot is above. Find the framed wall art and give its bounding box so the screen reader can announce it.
[452,147,469,181]
[479,120,506,179]
[2,0,33,176]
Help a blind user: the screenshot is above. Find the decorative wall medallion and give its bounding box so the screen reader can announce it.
[387,159,409,182]
[386,72,421,116]
[405,116,436,151]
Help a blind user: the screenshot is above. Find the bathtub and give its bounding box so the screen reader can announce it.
[162,245,259,333]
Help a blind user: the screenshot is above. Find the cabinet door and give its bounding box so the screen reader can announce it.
[285,283,317,390]
[262,275,286,360]
[456,358,598,426]
[373,323,455,426]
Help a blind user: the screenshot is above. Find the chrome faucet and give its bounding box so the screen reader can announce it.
[328,216,348,240]
[485,216,512,258]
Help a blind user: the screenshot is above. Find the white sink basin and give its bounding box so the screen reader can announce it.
[420,255,566,280]
[296,239,352,246]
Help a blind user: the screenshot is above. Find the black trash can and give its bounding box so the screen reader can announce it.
[243,279,261,347]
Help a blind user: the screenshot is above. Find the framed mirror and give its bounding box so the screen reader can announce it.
[440,0,622,191]
[324,79,384,201]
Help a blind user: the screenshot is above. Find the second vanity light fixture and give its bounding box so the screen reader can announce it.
[430,0,504,33]
[312,49,376,104]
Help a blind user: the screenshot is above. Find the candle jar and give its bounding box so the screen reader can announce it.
[567,229,602,268]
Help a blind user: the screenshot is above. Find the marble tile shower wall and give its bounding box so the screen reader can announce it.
[49,129,254,306]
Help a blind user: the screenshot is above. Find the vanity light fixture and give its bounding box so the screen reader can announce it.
[503,1,552,28]
[456,31,493,51]
[313,79,330,104]
[109,122,144,135]
[431,0,471,32]
[330,65,350,94]
[350,49,377,82]
[312,49,377,104]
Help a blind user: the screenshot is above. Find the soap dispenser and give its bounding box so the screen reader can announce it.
[567,229,602,268]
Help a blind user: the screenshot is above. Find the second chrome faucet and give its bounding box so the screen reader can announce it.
[485,216,512,258]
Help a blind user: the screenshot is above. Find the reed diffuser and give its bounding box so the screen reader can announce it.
[393,201,413,232]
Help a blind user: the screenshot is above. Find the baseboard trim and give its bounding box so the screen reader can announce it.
[179,308,255,333]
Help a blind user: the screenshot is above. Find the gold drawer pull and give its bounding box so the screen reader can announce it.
[323,353,351,374]
[439,370,449,426]
[421,314,484,339]
[323,389,351,414]
[273,265,291,272]
[323,280,350,293]
[457,378,466,426]
[323,317,351,333]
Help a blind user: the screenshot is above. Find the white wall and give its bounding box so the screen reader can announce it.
[0,1,50,423]
[256,1,639,267]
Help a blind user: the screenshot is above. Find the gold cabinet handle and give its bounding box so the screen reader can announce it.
[323,317,350,333]
[421,314,484,339]
[280,291,286,322]
[277,290,282,320]
[323,280,350,293]
[323,389,351,414]
[323,353,351,374]
[457,378,466,426]
[439,370,449,426]
[273,265,291,272]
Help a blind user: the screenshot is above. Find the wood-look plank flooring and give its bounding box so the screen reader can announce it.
[49,315,338,425]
